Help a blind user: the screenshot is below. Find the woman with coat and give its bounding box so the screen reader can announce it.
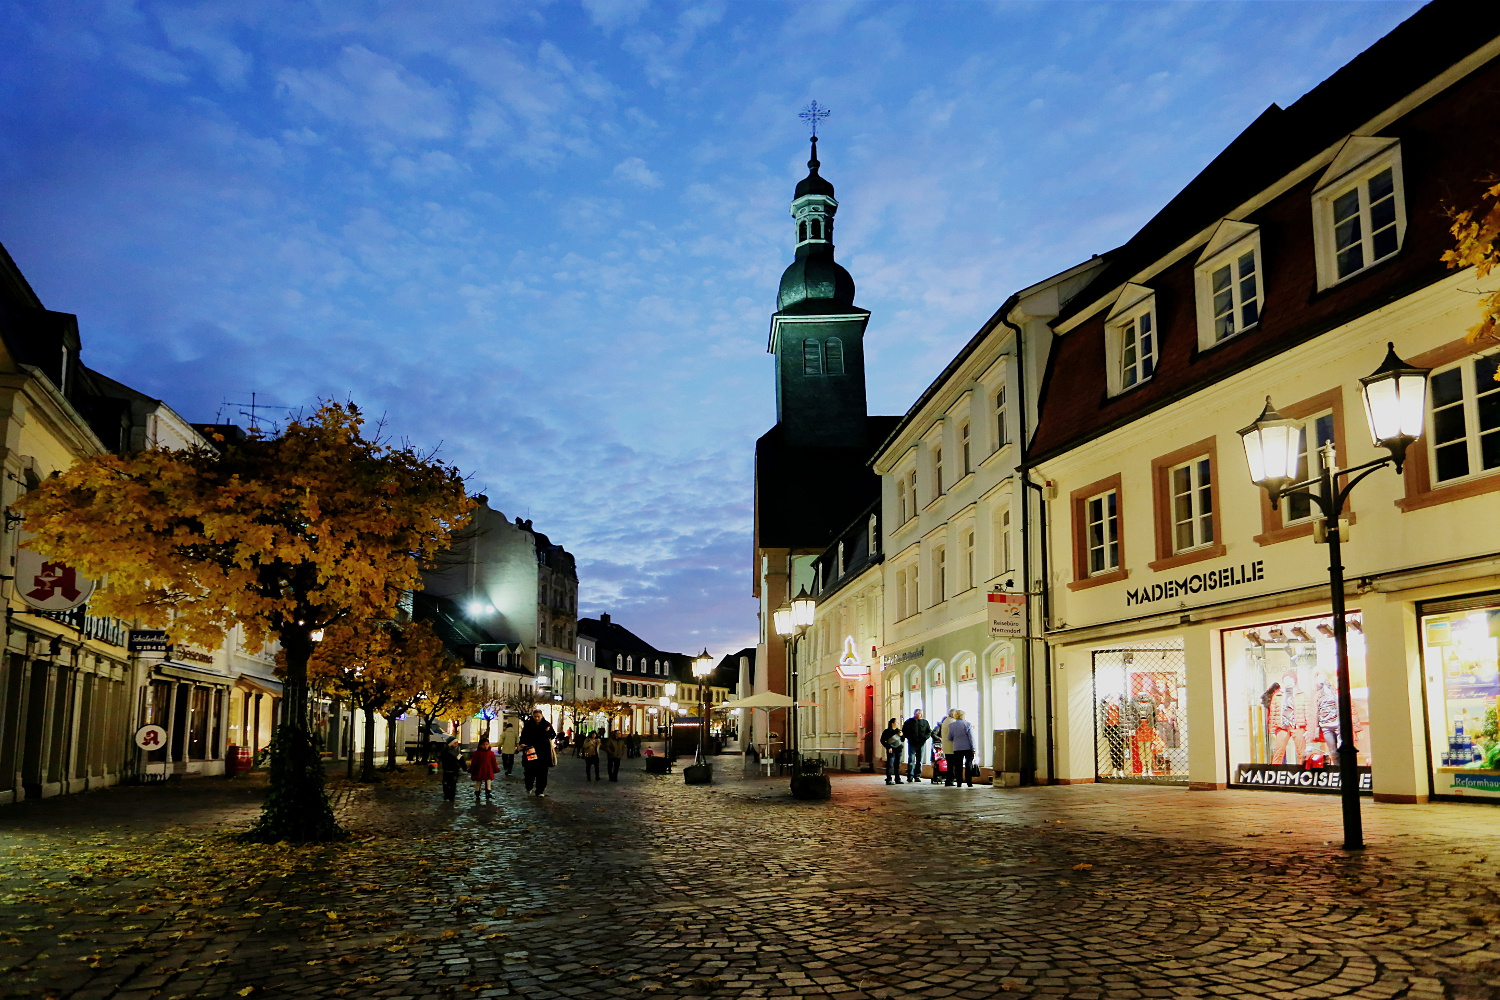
[946,709,976,787]
[498,722,520,777]
[518,708,558,797]
[468,736,499,802]
[880,718,904,784]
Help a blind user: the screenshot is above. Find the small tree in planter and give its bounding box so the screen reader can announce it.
[790,755,830,800]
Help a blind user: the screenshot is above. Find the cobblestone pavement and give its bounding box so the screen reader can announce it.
[4,759,1500,1000]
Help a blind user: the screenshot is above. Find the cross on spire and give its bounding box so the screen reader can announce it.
[799,100,831,139]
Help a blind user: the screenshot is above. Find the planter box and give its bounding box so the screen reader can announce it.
[683,763,713,785]
[644,756,672,775]
[790,774,831,800]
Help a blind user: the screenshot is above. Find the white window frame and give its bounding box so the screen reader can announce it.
[1312,137,1406,291]
[1168,457,1215,554]
[1084,489,1120,576]
[962,529,975,592]
[1282,410,1337,525]
[1104,285,1158,397]
[932,444,944,498]
[932,546,946,604]
[960,421,972,476]
[994,386,1009,450]
[1194,223,1263,349]
[896,570,908,620]
[896,477,908,524]
[1428,354,1500,487]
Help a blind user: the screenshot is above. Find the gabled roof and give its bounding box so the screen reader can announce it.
[576,615,658,655]
[1056,0,1500,328]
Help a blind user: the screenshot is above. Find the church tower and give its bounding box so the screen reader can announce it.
[768,135,872,449]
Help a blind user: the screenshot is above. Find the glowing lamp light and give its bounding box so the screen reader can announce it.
[659,695,670,707]
[1238,396,1304,502]
[791,586,816,628]
[1358,341,1430,472]
[692,648,714,678]
[309,629,325,643]
[772,603,795,637]
[664,682,677,697]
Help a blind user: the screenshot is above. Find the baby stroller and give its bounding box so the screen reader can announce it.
[929,742,949,785]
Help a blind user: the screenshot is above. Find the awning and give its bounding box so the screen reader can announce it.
[718,692,821,709]
[154,662,234,686]
[233,673,283,697]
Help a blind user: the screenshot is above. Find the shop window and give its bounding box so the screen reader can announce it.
[989,642,1018,731]
[1312,137,1405,290]
[1421,598,1500,800]
[1069,474,1127,591]
[1092,647,1187,781]
[1149,438,1224,571]
[1222,615,1370,791]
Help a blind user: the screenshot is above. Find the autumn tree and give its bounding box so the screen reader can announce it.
[381,620,448,770]
[14,402,473,842]
[1445,177,1500,365]
[413,664,480,755]
[500,690,537,721]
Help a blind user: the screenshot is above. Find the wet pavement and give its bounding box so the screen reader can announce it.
[3,757,1500,1000]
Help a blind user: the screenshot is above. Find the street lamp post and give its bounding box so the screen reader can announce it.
[1239,342,1429,852]
[692,648,715,763]
[772,586,818,764]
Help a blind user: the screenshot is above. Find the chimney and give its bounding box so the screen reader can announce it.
[600,613,611,625]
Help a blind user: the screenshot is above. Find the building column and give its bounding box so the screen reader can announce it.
[1362,593,1427,803]
[1183,624,1227,790]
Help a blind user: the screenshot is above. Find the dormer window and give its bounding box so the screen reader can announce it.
[1194,220,1263,349]
[1104,284,1158,396]
[1312,136,1405,289]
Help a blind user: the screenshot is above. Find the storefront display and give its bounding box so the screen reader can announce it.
[1092,647,1187,781]
[1422,597,1500,800]
[1222,613,1370,793]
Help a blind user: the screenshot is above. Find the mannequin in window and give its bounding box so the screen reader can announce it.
[1131,686,1158,776]
[1268,670,1308,766]
[1100,693,1126,778]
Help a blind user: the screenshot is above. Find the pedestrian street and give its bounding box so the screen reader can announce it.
[3,762,1500,1000]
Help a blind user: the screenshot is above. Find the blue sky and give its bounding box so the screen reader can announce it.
[0,0,1422,655]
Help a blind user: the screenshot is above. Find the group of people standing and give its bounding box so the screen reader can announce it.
[438,710,639,802]
[880,708,979,787]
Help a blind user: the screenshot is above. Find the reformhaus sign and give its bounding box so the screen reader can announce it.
[1125,560,1266,608]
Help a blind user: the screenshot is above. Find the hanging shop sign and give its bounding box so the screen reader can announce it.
[16,533,95,612]
[128,629,170,653]
[835,636,869,680]
[1233,763,1372,793]
[1125,560,1265,608]
[134,725,168,750]
[988,592,1026,638]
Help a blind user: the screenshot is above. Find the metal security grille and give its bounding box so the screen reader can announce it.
[1093,648,1189,783]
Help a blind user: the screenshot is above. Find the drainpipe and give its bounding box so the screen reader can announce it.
[1003,307,1054,786]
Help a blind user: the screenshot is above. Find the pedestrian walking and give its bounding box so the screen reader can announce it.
[935,709,957,785]
[519,708,558,797]
[603,729,626,782]
[625,732,640,758]
[946,710,976,787]
[498,721,519,777]
[582,729,602,781]
[880,718,904,784]
[469,736,499,801]
[438,741,462,802]
[902,709,932,784]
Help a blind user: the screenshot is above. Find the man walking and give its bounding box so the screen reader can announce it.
[498,721,519,777]
[902,709,932,784]
[603,729,627,782]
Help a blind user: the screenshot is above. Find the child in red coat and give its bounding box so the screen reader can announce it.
[469,736,499,802]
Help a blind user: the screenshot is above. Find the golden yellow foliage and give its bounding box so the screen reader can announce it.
[1443,177,1500,360]
[13,401,474,651]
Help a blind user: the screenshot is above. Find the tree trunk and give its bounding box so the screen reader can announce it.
[360,705,379,783]
[241,625,344,843]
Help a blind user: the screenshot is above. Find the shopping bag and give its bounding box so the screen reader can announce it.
[524,747,538,762]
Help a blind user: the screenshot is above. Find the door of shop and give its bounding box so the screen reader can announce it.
[1092,648,1188,783]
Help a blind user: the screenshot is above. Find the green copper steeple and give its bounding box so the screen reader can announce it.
[768,136,871,448]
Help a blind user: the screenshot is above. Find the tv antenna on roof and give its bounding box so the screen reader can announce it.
[799,100,830,139]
